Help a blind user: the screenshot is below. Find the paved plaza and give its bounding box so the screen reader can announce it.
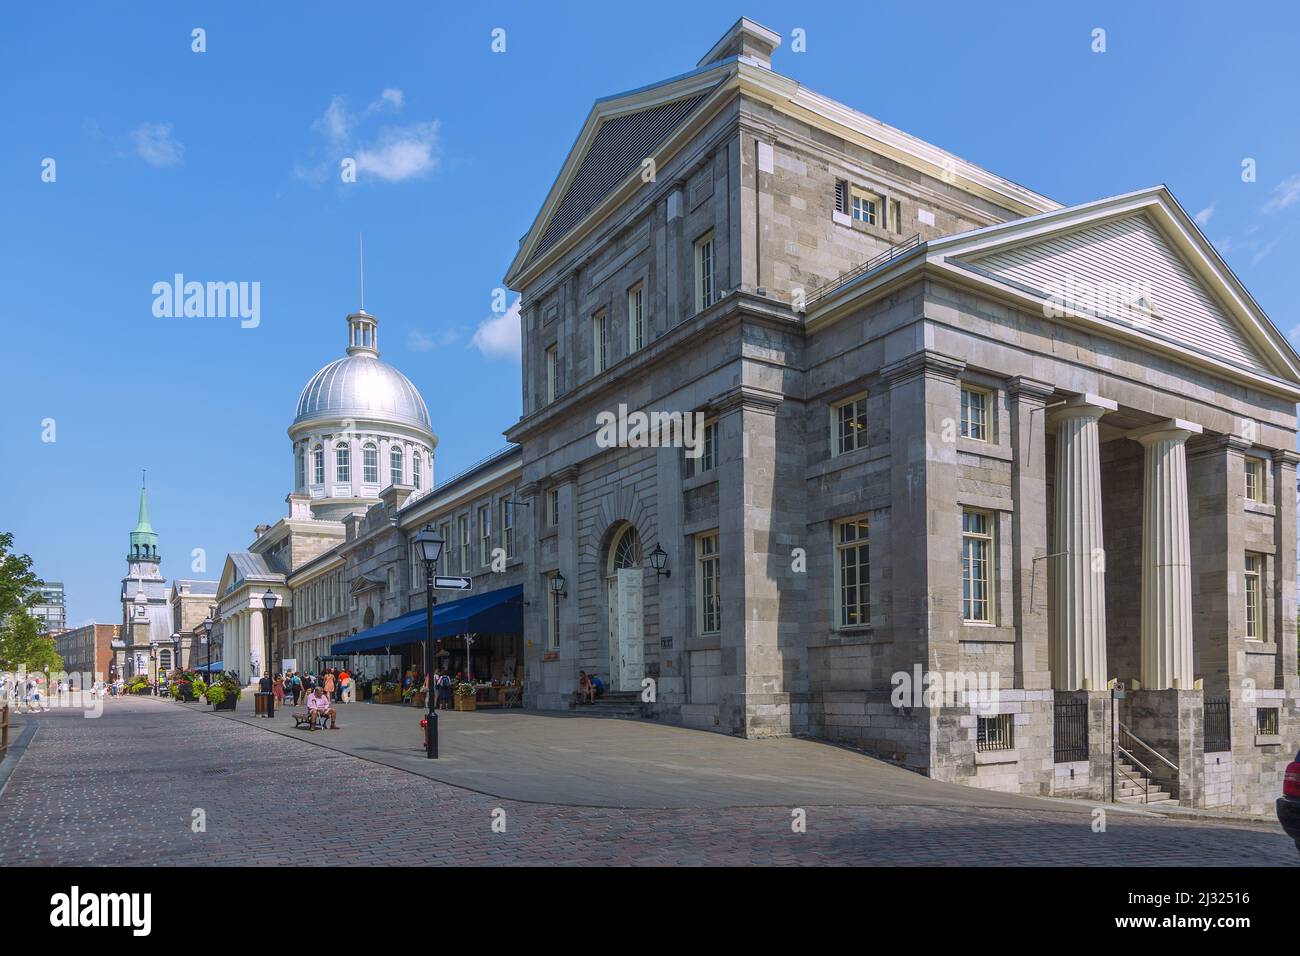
[0,696,1294,866]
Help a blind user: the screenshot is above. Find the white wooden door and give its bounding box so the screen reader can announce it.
[615,568,644,690]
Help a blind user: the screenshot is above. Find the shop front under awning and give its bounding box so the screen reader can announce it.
[330,584,523,656]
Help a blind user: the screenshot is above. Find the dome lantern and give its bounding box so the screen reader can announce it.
[346,309,379,357]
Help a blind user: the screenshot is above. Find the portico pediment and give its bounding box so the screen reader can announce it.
[929,186,1300,394]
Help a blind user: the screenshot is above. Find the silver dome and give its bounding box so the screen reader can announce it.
[293,354,432,433]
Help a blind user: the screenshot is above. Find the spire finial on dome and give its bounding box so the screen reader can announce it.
[359,231,365,313]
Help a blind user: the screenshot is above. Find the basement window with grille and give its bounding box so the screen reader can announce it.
[976,714,1014,752]
[1255,707,1279,736]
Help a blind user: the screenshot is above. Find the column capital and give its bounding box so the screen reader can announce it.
[1128,418,1203,446]
[549,465,580,484]
[1007,376,1054,403]
[1046,393,1116,428]
[707,383,783,416]
[1271,448,1300,467]
[880,349,965,387]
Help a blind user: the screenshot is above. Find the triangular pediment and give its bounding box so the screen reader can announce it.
[506,69,726,285]
[931,188,1300,388]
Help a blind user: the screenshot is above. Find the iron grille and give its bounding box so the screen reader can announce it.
[1053,698,1089,762]
[976,713,1014,752]
[1203,697,1231,752]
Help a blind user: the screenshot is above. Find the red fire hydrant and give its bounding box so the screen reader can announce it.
[420,715,438,758]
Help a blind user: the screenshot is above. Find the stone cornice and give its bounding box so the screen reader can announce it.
[707,383,784,416]
[880,349,966,386]
[1271,448,1300,467]
[1007,376,1055,402]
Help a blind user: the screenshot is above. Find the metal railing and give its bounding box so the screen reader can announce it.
[803,233,924,310]
[1053,698,1089,763]
[1115,744,1152,803]
[976,713,1014,752]
[1119,722,1180,798]
[1204,697,1231,752]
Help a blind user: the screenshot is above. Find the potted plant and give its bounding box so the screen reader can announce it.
[208,673,241,711]
[374,681,400,704]
[453,681,477,712]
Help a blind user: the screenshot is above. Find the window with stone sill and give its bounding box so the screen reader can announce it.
[1244,457,1265,504]
[1244,552,1263,640]
[545,487,559,528]
[960,386,992,442]
[831,394,868,456]
[977,713,1014,752]
[850,186,879,226]
[1256,707,1279,736]
[687,419,720,478]
[834,516,870,628]
[961,509,994,624]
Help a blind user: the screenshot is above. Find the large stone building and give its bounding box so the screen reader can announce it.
[54,623,118,679]
[490,17,1298,811]
[200,17,1296,813]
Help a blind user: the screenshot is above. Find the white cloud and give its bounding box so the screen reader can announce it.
[471,298,521,362]
[407,326,461,352]
[1193,203,1215,226]
[356,122,441,182]
[130,122,184,167]
[298,89,437,184]
[1262,174,1300,214]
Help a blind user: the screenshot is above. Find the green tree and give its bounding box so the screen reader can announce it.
[0,531,61,673]
[0,611,62,673]
[0,531,42,621]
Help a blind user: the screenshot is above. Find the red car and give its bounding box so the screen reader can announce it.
[1278,751,1300,854]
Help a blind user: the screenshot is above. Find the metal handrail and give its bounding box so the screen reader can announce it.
[1114,749,1150,803]
[804,233,924,308]
[1119,723,1180,773]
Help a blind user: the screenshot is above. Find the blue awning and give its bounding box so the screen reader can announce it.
[330,584,523,656]
[193,661,223,673]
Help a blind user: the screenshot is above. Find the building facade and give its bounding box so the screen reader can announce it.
[488,18,1298,811]
[54,623,119,680]
[30,581,67,635]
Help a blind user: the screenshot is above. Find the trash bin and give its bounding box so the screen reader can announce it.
[254,692,274,717]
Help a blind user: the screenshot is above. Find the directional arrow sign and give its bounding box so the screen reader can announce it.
[433,576,472,591]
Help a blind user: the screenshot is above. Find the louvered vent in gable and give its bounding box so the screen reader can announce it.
[533,93,710,259]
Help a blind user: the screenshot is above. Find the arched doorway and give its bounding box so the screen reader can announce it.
[605,523,645,692]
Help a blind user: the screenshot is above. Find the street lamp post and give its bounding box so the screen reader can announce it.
[414,525,445,759]
[260,589,278,718]
[149,640,159,696]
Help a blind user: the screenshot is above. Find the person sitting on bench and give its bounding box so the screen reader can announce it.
[306,687,337,730]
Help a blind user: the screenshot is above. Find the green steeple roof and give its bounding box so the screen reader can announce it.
[129,483,159,558]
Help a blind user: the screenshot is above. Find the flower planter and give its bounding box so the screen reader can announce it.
[213,696,236,711]
[410,691,427,708]
[453,694,476,712]
[374,690,401,704]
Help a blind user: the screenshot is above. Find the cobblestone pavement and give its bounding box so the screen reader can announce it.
[0,698,1295,866]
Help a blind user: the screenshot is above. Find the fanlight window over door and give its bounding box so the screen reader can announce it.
[610,525,642,572]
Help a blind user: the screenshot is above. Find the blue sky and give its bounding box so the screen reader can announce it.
[3,1,1299,626]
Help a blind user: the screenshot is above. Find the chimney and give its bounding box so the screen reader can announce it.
[381,483,414,514]
[697,17,781,70]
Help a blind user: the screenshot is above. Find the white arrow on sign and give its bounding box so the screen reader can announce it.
[433,576,472,591]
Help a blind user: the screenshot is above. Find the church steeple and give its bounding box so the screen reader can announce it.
[129,475,160,561]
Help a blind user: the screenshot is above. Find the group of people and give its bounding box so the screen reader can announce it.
[575,670,605,704]
[258,667,351,730]
[421,669,460,709]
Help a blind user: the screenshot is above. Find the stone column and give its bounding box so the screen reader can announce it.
[1047,395,1115,691]
[1008,377,1054,689]
[1271,449,1300,694]
[1131,419,1203,690]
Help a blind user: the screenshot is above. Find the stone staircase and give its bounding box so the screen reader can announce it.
[1115,758,1176,806]
[573,690,649,720]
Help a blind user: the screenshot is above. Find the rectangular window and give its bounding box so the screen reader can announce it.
[1245,553,1262,640]
[592,310,609,374]
[962,509,994,623]
[832,395,868,456]
[545,345,558,404]
[335,444,350,483]
[1244,457,1264,503]
[439,522,452,572]
[851,186,879,225]
[363,445,378,484]
[696,532,721,635]
[888,198,902,233]
[694,232,715,314]
[688,419,719,477]
[961,387,991,442]
[977,714,1014,752]
[1256,707,1279,736]
[835,516,870,628]
[313,447,324,485]
[547,574,561,650]
[390,448,403,487]
[500,499,515,559]
[545,488,559,528]
[628,284,645,352]
[458,515,471,575]
[297,450,305,489]
[478,505,492,567]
